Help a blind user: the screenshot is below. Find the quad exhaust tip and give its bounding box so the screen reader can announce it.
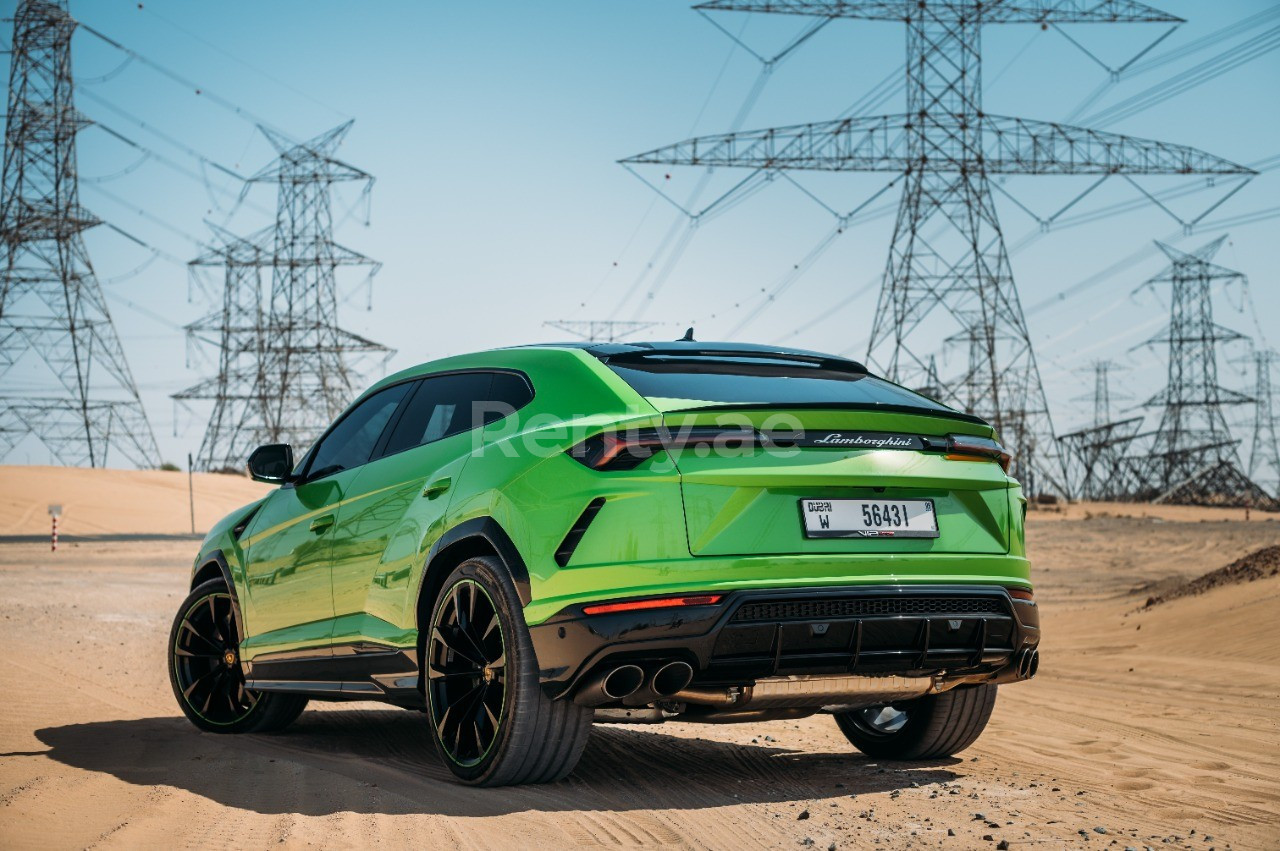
[651,661,694,697]
[1016,648,1040,679]
[602,664,645,700]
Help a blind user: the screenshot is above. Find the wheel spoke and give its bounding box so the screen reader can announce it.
[427,661,477,680]
[207,597,225,643]
[180,620,222,652]
[452,585,468,632]
[174,647,219,659]
[432,626,483,667]
[182,665,220,699]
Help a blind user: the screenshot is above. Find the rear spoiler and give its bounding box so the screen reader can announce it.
[660,402,991,427]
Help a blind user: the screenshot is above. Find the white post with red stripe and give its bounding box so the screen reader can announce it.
[48,504,61,552]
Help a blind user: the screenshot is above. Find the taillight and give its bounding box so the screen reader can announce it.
[945,434,1013,472]
[569,426,761,471]
[582,594,723,615]
[1007,587,1034,602]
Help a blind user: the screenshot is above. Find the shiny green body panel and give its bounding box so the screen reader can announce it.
[190,345,1032,665]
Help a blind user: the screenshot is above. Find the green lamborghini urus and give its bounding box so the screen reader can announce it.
[169,341,1039,786]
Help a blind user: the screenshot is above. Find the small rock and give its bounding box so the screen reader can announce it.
[947,829,956,837]
[1095,827,1108,835]
[800,839,814,847]
[982,835,994,842]
[798,809,810,821]
[997,842,1010,850]
[828,844,837,851]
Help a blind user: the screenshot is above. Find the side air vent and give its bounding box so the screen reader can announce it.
[232,505,261,539]
[554,498,606,567]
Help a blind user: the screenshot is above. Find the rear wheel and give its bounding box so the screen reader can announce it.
[168,578,308,734]
[425,556,592,786]
[833,684,997,760]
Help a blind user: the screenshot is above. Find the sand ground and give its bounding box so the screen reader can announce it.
[0,477,1277,849]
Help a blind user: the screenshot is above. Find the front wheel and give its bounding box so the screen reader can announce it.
[833,684,997,760]
[425,556,592,786]
[168,578,308,734]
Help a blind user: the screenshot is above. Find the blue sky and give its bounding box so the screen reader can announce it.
[3,0,1278,467]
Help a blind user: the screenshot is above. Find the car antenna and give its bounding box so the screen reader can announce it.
[678,327,695,342]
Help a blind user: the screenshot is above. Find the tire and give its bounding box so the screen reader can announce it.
[168,578,308,734]
[833,684,997,760]
[424,555,592,786]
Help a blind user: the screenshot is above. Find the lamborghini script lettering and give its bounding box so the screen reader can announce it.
[810,432,920,448]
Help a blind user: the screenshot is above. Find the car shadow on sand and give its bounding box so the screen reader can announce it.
[32,707,960,817]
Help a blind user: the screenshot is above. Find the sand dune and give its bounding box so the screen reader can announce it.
[0,465,270,537]
[0,468,1278,849]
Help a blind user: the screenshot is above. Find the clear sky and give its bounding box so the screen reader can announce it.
[3,0,1278,469]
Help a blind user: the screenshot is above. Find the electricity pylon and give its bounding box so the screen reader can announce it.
[173,229,270,472]
[621,0,1253,495]
[174,123,392,468]
[1057,360,1141,500]
[1246,349,1279,498]
[545,319,658,342]
[1129,237,1272,508]
[0,0,159,467]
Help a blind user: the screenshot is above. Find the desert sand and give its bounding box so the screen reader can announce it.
[0,466,271,537]
[1,470,1278,849]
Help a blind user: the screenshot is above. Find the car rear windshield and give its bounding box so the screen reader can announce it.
[603,355,955,413]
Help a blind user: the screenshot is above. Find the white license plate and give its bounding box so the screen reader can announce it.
[800,499,938,539]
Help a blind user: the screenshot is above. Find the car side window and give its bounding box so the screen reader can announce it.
[380,371,532,457]
[304,382,413,479]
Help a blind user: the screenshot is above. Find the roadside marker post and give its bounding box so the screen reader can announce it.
[188,452,196,535]
[48,504,62,552]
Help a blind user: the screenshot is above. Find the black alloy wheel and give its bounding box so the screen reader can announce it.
[427,578,507,767]
[173,591,259,726]
[846,704,911,738]
[168,578,309,734]
[833,684,998,760]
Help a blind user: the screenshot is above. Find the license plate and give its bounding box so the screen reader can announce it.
[800,499,939,538]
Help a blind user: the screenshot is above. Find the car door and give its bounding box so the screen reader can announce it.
[328,370,534,651]
[237,381,414,662]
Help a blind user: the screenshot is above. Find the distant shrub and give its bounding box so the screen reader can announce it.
[159,461,181,472]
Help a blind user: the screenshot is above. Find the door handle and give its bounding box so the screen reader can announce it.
[309,514,335,533]
[423,477,452,500]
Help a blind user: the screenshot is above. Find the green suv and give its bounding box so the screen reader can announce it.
[169,341,1039,786]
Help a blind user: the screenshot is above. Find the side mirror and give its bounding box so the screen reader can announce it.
[247,443,294,484]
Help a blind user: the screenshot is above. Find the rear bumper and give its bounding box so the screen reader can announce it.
[529,584,1040,701]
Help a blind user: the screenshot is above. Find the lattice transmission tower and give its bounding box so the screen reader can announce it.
[0,0,159,467]
[1128,237,1272,508]
[1057,359,1141,500]
[174,230,269,471]
[622,0,1253,495]
[174,123,392,470]
[1246,349,1280,498]
[545,319,658,342]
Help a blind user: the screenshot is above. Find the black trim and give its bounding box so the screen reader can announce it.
[554,498,606,567]
[244,643,421,706]
[422,516,532,606]
[528,585,1040,701]
[190,550,246,644]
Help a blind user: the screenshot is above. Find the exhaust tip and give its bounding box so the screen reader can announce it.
[651,661,694,697]
[602,664,645,699]
[1015,648,1039,679]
